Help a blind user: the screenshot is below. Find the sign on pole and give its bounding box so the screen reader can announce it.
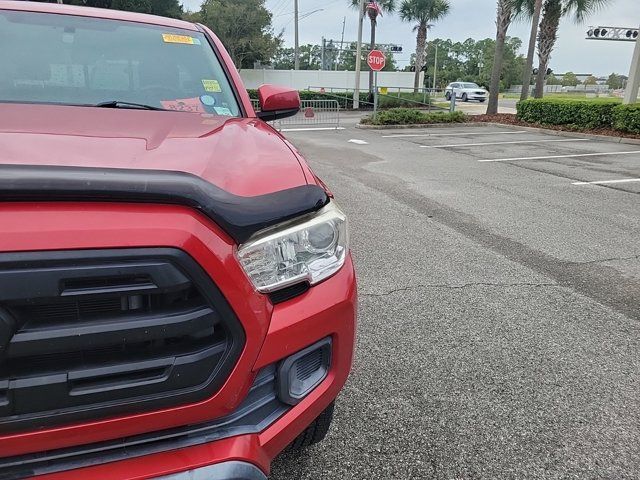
[367,50,385,119]
[367,49,385,71]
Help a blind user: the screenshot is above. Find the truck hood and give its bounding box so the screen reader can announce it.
[0,103,309,196]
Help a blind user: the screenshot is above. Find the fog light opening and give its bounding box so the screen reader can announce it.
[277,337,332,406]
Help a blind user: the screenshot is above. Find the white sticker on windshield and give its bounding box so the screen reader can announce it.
[214,106,233,116]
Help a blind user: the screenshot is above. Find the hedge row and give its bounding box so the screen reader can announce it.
[516,98,640,134]
[613,104,640,134]
[361,108,465,125]
[246,89,431,110]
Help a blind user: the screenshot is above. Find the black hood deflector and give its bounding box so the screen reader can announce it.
[0,165,329,243]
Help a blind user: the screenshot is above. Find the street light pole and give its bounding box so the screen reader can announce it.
[353,0,366,109]
[294,0,300,70]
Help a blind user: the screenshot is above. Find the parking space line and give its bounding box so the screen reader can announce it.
[478,150,640,163]
[420,139,589,149]
[382,130,528,138]
[280,127,345,131]
[572,178,640,185]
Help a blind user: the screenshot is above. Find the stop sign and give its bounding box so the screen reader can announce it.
[367,50,385,71]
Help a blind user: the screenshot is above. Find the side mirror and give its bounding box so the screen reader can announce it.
[256,85,300,121]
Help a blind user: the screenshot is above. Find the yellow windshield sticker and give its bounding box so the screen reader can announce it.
[202,79,222,93]
[162,34,200,45]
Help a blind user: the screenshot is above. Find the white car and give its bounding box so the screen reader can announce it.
[444,82,488,102]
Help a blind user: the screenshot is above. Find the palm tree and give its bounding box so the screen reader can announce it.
[518,0,543,100]
[533,0,611,98]
[350,0,396,97]
[399,0,451,92]
[533,0,561,97]
[486,0,519,114]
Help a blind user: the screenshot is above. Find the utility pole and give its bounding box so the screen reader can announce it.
[321,37,326,71]
[520,0,543,101]
[624,27,640,104]
[336,16,346,71]
[353,0,366,109]
[294,0,300,70]
[432,42,438,90]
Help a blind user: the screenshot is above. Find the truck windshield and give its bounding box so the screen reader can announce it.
[0,10,241,116]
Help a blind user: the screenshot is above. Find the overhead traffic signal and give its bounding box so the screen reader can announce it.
[586,26,638,41]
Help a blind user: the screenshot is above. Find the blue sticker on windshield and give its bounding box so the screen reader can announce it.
[200,95,216,106]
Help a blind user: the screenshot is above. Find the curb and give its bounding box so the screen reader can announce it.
[355,122,484,130]
[482,122,640,146]
[355,120,640,145]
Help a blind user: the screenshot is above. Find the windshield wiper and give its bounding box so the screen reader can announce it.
[94,100,166,111]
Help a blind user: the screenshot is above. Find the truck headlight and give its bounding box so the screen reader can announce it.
[237,201,348,293]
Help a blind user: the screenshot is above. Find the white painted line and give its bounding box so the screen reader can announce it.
[280,127,345,132]
[348,139,369,145]
[572,178,640,185]
[383,130,528,138]
[478,150,640,163]
[420,138,589,149]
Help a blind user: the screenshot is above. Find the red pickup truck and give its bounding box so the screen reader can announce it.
[0,2,356,479]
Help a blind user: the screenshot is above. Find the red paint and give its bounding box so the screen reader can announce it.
[0,103,308,197]
[0,2,357,476]
[367,49,386,71]
[258,84,301,113]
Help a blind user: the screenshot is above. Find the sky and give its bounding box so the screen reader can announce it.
[182,0,638,77]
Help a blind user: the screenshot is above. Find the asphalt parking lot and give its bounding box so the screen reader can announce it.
[271,123,640,479]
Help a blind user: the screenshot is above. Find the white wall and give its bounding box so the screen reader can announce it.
[239,69,423,91]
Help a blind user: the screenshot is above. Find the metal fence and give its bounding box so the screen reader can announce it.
[252,99,340,130]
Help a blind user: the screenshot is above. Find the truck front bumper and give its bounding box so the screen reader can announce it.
[25,256,356,480]
[156,461,267,480]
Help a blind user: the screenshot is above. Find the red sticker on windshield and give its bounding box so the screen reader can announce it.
[161,97,205,113]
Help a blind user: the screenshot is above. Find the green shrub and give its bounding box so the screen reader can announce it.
[361,108,465,125]
[612,104,640,134]
[516,98,620,129]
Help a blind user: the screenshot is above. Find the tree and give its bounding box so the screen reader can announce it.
[110,0,151,13]
[486,0,518,114]
[607,73,624,90]
[149,0,183,18]
[418,37,523,89]
[399,0,451,91]
[584,75,597,85]
[518,0,543,100]
[533,0,561,97]
[534,0,611,98]
[336,43,398,71]
[350,0,396,96]
[545,73,562,85]
[562,71,579,86]
[67,0,183,18]
[195,0,281,69]
[272,44,323,70]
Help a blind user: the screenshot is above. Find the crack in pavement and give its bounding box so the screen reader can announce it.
[361,282,558,297]
[299,143,640,321]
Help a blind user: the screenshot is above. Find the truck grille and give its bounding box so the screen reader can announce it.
[0,248,244,434]
[0,365,288,479]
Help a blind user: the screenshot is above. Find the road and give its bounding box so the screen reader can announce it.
[433,96,518,115]
[271,123,640,479]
